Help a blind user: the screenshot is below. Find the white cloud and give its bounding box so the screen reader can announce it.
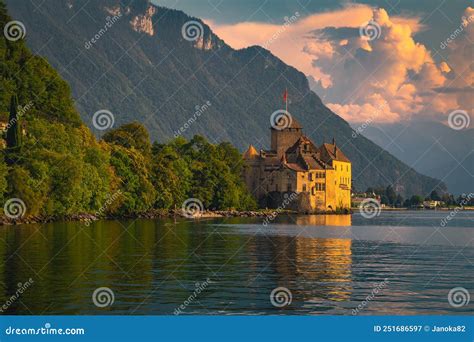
[207,5,473,127]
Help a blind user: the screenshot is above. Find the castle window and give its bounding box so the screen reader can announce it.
[303,184,307,192]
[322,184,326,191]
[309,173,313,181]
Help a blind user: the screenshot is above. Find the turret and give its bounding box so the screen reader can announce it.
[243,144,259,159]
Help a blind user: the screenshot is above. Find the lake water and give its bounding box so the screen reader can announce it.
[0,211,472,315]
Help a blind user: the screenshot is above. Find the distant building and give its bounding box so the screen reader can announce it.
[423,200,442,209]
[243,115,351,212]
[351,193,381,208]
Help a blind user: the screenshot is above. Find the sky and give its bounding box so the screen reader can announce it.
[153,0,473,127]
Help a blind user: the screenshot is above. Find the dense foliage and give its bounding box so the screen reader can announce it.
[0,2,255,219]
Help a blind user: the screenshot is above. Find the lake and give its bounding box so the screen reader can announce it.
[0,211,472,315]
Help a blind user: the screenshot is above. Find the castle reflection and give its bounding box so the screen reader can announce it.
[257,215,353,305]
[295,214,351,227]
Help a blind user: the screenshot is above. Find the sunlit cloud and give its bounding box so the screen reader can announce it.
[207,5,472,127]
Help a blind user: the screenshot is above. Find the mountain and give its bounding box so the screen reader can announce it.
[5,0,446,197]
[361,121,473,195]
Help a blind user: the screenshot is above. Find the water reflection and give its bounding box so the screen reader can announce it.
[0,212,471,315]
[295,214,351,227]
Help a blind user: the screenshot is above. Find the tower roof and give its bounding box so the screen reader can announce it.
[243,144,259,159]
[271,115,303,130]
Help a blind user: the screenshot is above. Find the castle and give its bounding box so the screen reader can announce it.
[243,114,351,212]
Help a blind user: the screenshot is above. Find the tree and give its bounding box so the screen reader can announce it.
[430,190,441,201]
[103,122,152,157]
[409,195,423,206]
[108,144,156,214]
[385,185,397,206]
[151,140,192,209]
[6,95,21,149]
[395,194,403,207]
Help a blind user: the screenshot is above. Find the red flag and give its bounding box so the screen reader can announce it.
[283,89,288,103]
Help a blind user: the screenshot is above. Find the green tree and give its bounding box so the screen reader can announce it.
[385,185,397,206]
[430,190,441,201]
[108,144,156,214]
[409,195,423,206]
[103,122,152,157]
[151,139,192,209]
[395,194,403,208]
[6,95,21,149]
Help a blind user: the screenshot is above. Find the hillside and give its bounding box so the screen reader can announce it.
[361,121,473,195]
[0,0,254,219]
[5,0,447,196]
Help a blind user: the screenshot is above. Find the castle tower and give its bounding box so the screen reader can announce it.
[271,117,303,158]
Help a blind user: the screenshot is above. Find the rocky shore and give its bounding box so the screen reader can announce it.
[0,209,289,226]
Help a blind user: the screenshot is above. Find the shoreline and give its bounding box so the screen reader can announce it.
[0,209,347,226]
[1,207,472,226]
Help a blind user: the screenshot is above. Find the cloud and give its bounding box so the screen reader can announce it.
[438,7,474,126]
[207,5,472,128]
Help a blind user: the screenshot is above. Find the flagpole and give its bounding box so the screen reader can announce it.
[285,88,288,113]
